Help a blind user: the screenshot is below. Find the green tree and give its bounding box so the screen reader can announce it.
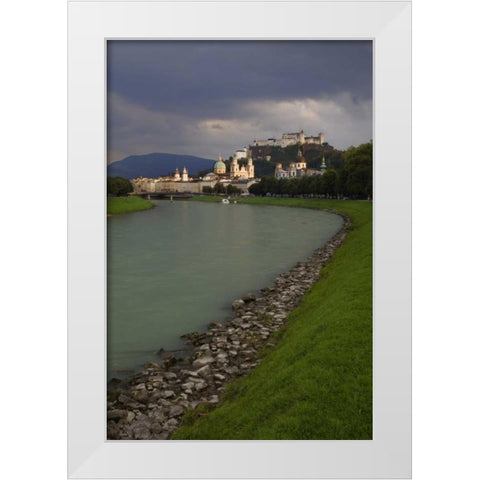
[343,142,373,199]
[322,169,338,197]
[202,186,213,194]
[248,182,262,195]
[213,182,226,194]
[107,176,133,196]
[226,184,241,195]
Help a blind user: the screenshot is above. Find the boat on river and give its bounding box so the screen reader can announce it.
[221,198,230,204]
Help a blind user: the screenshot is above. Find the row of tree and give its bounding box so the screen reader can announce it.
[248,142,372,199]
[203,183,242,195]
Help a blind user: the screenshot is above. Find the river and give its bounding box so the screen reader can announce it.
[107,200,343,380]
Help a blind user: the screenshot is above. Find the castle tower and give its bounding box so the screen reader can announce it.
[319,132,325,144]
[247,155,254,178]
[181,166,188,182]
[230,153,239,177]
[174,168,180,181]
[299,129,306,145]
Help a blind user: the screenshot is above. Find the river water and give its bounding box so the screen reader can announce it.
[107,200,343,380]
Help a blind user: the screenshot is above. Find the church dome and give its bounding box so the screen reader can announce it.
[214,159,226,169]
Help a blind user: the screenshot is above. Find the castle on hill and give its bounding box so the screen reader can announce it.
[252,129,325,148]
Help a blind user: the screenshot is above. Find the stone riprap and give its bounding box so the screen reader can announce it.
[107,211,350,440]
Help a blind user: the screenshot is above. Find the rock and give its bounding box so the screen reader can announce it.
[132,389,150,404]
[196,365,212,378]
[132,422,151,440]
[232,299,245,310]
[107,420,121,439]
[192,354,214,368]
[150,422,164,434]
[194,381,207,391]
[169,405,184,417]
[161,390,175,399]
[117,394,133,405]
[242,292,256,303]
[165,418,179,429]
[107,409,128,421]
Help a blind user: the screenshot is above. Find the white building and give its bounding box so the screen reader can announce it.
[274,150,327,179]
[234,148,248,160]
[253,130,325,148]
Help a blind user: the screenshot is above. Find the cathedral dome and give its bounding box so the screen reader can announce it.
[213,156,226,174]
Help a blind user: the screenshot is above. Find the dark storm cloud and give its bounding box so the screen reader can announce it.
[107,40,372,163]
[107,40,372,118]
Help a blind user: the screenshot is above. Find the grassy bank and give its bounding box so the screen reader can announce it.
[107,196,154,215]
[173,196,372,439]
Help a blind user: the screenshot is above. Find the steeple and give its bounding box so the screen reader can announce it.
[320,153,327,171]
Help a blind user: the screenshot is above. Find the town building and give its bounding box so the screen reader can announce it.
[274,151,327,179]
[131,153,258,195]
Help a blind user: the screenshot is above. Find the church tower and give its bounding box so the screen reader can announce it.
[295,148,307,170]
[174,168,180,181]
[247,155,254,178]
[320,153,327,174]
[230,153,239,177]
[181,166,188,182]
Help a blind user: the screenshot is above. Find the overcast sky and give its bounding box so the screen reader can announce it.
[107,41,372,163]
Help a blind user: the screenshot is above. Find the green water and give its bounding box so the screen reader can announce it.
[107,200,343,379]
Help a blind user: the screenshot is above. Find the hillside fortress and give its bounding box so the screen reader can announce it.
[252,130,325,148]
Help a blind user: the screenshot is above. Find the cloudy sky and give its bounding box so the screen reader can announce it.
[107,41,372,163]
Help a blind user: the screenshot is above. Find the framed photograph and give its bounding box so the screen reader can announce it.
[68,0,411,478]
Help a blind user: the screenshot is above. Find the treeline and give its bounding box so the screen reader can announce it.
[203,184,241,195]
[249,142,372,199]
[107,176,133,196]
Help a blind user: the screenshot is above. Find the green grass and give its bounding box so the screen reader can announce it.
[173,196,372,439]
[107,196,154,215]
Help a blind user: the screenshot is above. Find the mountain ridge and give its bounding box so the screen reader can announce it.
[107,152,215,179]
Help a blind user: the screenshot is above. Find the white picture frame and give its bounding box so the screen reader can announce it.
[68,0,411,478]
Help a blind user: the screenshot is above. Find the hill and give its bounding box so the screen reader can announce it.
[107,153,215,179]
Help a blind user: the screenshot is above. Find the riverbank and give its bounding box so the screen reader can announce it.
[107,198,372,440]
[107,196,154,215]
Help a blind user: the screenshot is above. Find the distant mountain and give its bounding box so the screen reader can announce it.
[107,153,215,179]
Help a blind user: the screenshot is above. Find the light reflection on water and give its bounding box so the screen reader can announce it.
[107,201,343,379]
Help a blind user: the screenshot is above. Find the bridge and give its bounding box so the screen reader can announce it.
[131,192,194,200]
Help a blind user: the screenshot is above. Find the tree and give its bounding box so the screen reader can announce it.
[322,169,338,197]
[213,182,226,194]
[248,182,262,195]
[342,142,373,199]
[226,184,241,195]
[202,186,213,194]
[107,176,133,196]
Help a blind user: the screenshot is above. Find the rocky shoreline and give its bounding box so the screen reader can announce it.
[107,210,351,440]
